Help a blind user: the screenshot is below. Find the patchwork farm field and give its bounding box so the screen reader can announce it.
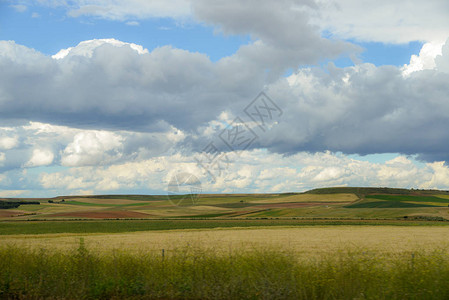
[2,187,449,298]
[2,187,449,220]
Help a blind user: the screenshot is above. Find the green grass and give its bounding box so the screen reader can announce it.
[62,200,152,207]
[345,201,438,208]
[366,194,449,203]
[208,202,260,208]
[173,212,238,218]
[62,200,116,207]
[306,187,449,196]
[1,219,449,235]
[57,195,169,201]
[2,243,449,299]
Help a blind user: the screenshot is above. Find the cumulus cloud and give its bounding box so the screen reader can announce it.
[25,149,54,167]
[421,161,449,189]
[1,37,350,134]
[2,1,449,195]
[0,190,27,197]
[192,0,359,73]
[61,131,123,166]
[0,136,18,150]
[52,38,149,59]
[36,150,449,195]
[261,41,449,162]
[27,0,449,44]
[402,41,444,76]
[1,37,449,165]
[0,120,187,174]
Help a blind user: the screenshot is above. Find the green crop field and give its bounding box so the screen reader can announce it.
[3,243,449,299]
[3,218,448,235]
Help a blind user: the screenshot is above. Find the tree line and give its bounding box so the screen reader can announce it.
[0,201,40,209]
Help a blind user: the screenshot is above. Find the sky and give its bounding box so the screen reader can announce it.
[1,0,449,197]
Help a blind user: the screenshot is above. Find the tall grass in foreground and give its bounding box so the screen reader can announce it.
[1,242,449,299]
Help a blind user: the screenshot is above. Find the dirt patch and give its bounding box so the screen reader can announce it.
[50,210,150,219]
[251,193,357,204]
[0,210,23,217]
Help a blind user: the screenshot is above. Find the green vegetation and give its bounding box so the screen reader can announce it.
[306,186,449,196]
[56,195,168,201]
[0,219,448,235]
[0,201,40,209]
[366,194,449,203]
[1,187,449,220]
[62,200,150,207]
[345,201,437,208]
[1,244,449,299]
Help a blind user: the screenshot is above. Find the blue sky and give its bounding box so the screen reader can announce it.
[1,0,449,197]
[1,3,249,61]
[0,2,425,66]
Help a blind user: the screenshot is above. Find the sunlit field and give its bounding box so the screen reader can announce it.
[2,225,449,255]
[2,226,449,299]
[2,188,449,298]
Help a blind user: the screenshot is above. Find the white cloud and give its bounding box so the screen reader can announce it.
[2,1,449,196]
[61,0,192,20]
[25,149,54,167]
[52,38,148,59]
[0,153,5,166]
[421,161,449,189]
[0,190,27,197]
[61,131,123,166]
[262,39,449,162]
[0,136,18,150]
[35,150,449,195]
[0,120,186,173]
[436,39,449,72]
[125,21,139,26]
[1,38,449,168]
[314,0,449,43]
[402,41,444,76]
[10,4,27,12]
[29,0,449,44]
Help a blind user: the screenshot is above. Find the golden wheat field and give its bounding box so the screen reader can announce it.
[2,225,449,256]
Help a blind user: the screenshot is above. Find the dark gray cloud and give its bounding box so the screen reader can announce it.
[260,45,449,162]
[1,36,449,166]
[193,0,359,75]
[0,28,355,132]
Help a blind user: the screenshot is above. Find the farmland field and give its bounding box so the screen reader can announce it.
[2,225,449,255]
[2,224,449,299]
[2,187,449,298]
[2,187,449,220]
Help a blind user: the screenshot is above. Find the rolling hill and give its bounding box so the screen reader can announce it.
[0,187,448,221]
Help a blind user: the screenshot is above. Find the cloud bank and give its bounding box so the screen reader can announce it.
[2,0,449,195]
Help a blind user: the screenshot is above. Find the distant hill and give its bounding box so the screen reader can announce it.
[305,187,449,197]
[1,187,449,221]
